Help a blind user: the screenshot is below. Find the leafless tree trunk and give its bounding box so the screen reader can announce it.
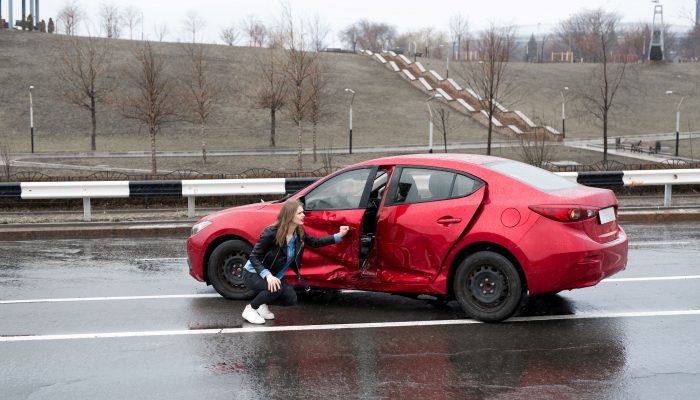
[182,11,206,43]
[281,5,318,170]
[308,61,332,162]
[0,141,12,178]
[244,14,267,47]
[308,13,330,52]
[56,35,113,151]
[253,49,287,147]
[572,9,628,163]
[153,23,168,42]
[182,44,219,165]
[432,105,451,153]
[220,25,239,46]
[57,0,84,35]
[118,42,181,174]
[458,25,516,155]
[123,5,141,40]
[518,132,553,168]
[449,14,469,60]
[99,3,122,38]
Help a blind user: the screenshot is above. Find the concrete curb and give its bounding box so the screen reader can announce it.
[0,209,698,241]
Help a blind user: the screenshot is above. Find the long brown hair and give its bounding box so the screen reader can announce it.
[273,200,305,247]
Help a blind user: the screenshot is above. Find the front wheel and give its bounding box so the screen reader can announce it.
[453,251,524,322]
[207,240,255,300]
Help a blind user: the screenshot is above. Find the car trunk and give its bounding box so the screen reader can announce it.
[549,186,620,244]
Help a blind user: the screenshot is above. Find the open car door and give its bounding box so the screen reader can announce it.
[295,167,379,287]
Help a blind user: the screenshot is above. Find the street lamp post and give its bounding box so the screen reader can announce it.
[439,43,451,78]
[560,86,569,139]
[666,91,684,157]
[29,85,34,153]
[344,88,355,154]
[426,94,443,153]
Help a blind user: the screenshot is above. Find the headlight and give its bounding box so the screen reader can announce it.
[191,220,213,236]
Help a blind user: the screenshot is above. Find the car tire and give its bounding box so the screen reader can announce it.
[454,251,524,322]
[207,240,255,300]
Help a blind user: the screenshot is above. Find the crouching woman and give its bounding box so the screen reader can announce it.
[241,199,350,324]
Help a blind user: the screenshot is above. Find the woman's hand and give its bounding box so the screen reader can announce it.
[338,225,350,238]
[266,274,281,292]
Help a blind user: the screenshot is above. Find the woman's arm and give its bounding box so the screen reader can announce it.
[304,226,350,247]
[248,227,276,276]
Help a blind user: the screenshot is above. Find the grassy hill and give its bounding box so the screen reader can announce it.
[2,30,700,173]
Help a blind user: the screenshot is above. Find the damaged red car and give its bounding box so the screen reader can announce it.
[186,154,628,322]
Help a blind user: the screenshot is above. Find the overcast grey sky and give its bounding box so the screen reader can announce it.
[9,0,698,44]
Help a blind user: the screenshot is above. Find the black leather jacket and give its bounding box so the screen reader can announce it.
[249,225,338,283]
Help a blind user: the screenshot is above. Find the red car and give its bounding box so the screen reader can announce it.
[186,154,628,322]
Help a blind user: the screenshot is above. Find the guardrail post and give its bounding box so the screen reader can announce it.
[664,184,672,207]
[83,197,92,222]
[188,196,195,218]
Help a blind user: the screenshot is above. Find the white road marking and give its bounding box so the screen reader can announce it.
[134,258,188,261]
[1,275,699,305]
[629,241,692,247]
[0,294,220,305]
[604,275,700,282]
[1,309,699,342]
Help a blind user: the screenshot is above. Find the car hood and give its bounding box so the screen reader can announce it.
[203,202,271,222]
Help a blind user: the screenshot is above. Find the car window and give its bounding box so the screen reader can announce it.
[305,168,371,210]
[452,174,483,197]
[394,168,455,204]
[484,160,578,192]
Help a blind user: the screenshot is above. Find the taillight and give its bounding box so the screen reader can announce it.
[529,205,599,223]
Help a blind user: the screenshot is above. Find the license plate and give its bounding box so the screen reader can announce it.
[598,207,615,224]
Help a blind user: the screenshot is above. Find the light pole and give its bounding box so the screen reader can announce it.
[411,41,417,61]
[344,88,355,154]
[29,85,34,153]
[560,86,569,139]
[666,91,684,157]
[439,44,450,78]
[426,94,443,153]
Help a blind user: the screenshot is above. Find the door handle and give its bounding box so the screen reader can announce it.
[437,217,462,225]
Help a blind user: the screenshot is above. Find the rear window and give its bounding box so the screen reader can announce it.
[483,160,578,192]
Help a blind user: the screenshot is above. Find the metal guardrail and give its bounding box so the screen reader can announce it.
[1,170,698,222]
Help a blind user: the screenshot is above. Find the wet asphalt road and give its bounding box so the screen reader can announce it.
[1,222,699,399]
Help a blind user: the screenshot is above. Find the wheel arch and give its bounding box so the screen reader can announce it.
[446,242,528,299]
[203,234,251,284]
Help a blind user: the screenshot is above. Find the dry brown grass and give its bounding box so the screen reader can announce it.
[2,30,698,170]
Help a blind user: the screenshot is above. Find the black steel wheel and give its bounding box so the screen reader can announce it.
[453,251,524,322]
[207,240,255,300]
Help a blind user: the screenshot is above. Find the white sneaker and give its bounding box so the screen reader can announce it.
[257,304,275,320]
[242,304,265,324]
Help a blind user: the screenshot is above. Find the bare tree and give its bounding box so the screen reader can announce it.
[253,49,287,147]
[339,19,396,52]
[308,13,330,52]
[57,0,84,36]
[572,9,628,163]
[244,15,267,47]
[153,23,168,42]
[281,5,319,170]
[182,10,206,43]
[220,24,239,46]
[0,141,12,178]
[308,61,331,162]
[518,132,554,168]
[123,5,142,40]
[431,103,451,153]
[458,25,516,155]
[56,35,113,151]
[118,42,181,173]
[449,14,469,60]
[99,3,121,38]
[182,44,219,165]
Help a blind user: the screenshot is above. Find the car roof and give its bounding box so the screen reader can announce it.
[353,153,506,168]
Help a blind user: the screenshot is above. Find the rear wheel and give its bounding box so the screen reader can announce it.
[207,240,255,300]
[453,251,524,322]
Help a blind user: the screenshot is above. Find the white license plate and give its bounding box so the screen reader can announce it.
[598,207,616,224]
